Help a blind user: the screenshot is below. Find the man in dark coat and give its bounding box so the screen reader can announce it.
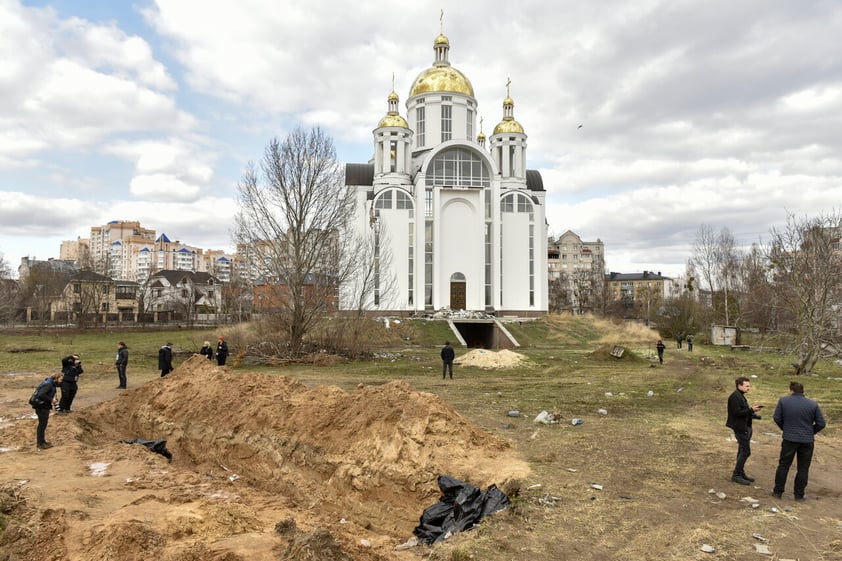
[158,343,174,377]
[441,341,455,379]
[216,336,229,366]
[32,372,63,449]
[726,376,763,485]
[115,342,129,389]
[58,356,83,413]
[772,381,826,500]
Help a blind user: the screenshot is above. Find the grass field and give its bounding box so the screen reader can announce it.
[2,315,841,560]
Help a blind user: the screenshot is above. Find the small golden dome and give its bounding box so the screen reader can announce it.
[493,119,525,134]
[476,131,486,141]
[434,33,449,46]
[503,96,514,107]
[410,66,474,97]
[388,90,399,101]
[378,114,409,128]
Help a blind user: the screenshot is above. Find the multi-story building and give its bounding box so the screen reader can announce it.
[59,238,92,268]
[548,230,605,313]
[89,220,156,278]
[605,270,675,319]
[344,29,548,315]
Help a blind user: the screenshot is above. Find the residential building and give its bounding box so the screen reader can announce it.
[344,29,548,315]
[605,270,674,319]
[49,271,139,322]
[548,230,605,313]
[143,270,222,316]
[89,220,155,279]
[59,238,92,267]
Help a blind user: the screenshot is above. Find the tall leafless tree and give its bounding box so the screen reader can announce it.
[690,224,740,324]
[0,253,18,325]
[766,211,842,374]
[234,127,362,355]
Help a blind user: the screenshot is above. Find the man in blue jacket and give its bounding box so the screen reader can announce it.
[772,381,826,501]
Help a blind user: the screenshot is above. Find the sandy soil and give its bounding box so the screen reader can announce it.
[0,356,528,561]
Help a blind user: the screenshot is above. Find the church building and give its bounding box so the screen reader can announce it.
[345,30,548,316]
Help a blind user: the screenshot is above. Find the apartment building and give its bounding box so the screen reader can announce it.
[547,230,605,313]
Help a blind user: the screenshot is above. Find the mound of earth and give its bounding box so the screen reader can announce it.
[587,343,646,362]
[0,355,529,561]
[454,349,526,369]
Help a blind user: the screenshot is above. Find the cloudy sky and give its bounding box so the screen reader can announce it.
[1,0,841,279]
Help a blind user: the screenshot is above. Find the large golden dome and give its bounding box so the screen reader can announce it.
[410,66,474,97]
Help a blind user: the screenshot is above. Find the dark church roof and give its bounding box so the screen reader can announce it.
[525,169,544,192]
[345,164,374,186]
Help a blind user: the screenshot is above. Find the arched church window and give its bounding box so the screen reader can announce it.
[501,192,534,221]
[375,190,393,209]
[425,148,490,188]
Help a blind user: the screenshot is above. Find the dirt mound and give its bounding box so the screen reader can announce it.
[454,349,526,369]
[51,355,529,557]
[587,343,646,362]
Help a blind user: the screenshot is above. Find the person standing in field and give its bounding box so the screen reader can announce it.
[158,342,174,377]
[200,341,214,360]
[58,356,83,414]
[216,336,229,366]
[115,342,129,389]
[656,339,666,364]
[31,372,63,449]
[441,341,455,379]
[772,381,826,501]
[687,333,694,351]
[726,376,763,485]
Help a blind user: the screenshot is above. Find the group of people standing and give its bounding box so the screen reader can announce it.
[727,376,826,501]
[30,335,231,450]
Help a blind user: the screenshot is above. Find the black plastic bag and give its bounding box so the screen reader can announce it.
[413,475,509,544]
[123,438,173,461]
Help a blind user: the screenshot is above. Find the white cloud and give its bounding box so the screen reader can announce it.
[3,0,842,279]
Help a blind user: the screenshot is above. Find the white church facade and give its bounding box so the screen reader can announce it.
[345,30,548,316]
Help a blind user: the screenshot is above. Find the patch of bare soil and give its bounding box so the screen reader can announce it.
[0,356,529,561]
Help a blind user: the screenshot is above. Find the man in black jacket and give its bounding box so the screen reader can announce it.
[726,376,763,485]
[115,342,129,389]
[58,356,82,413]
[158,343,174,377]
[441,341,455,380]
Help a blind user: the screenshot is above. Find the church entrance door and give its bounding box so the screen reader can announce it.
[450,273,466,310]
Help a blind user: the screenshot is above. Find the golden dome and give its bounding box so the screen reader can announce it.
[378,114,409,128]
[434,33,449,46]
[410,66,474,97]
[388,90,399,101]
[493,119,525,134]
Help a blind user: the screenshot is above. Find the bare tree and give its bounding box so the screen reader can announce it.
[737,243,778,333]
[690,224,740,324]
[548,272,571,313]
[0,253,18,325]
[234,127,358,355]
[691,224,719,296]
[766,211,842,374]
